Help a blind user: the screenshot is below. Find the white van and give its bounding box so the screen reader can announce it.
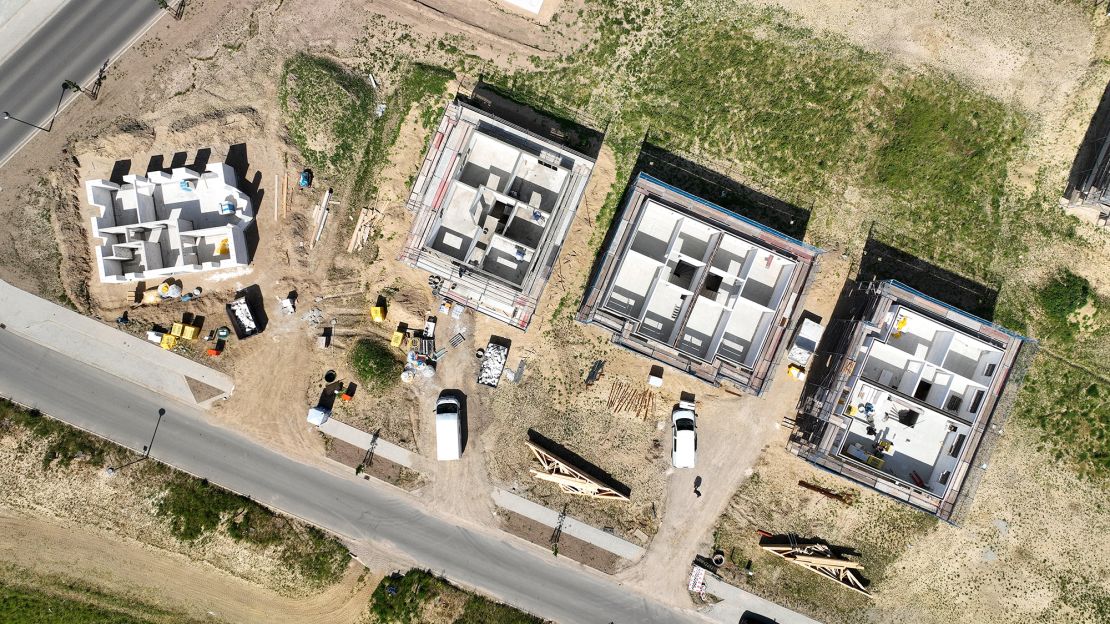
[435,395,462,461]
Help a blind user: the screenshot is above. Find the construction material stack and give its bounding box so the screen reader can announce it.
[226,296,258,339]
[478,342,508,387]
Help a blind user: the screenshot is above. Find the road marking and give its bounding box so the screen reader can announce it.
[0,4,171,169]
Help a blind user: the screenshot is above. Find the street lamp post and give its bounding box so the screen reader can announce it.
[105,408,165,476]
[1,110,49,131]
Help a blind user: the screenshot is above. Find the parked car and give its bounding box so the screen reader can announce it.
[435,394,463,461]
[671,400,697,468]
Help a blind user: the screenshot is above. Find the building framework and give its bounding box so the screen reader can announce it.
[578,173,822,395]
[790,280,1028,520]
[85,163,253,283]
[400,101,595,330]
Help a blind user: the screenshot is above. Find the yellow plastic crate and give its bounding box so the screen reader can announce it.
[170,322,185,337]
[181,325,200,340]
[160,334,178,350]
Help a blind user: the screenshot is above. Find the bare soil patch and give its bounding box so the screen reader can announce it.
[497,508,621,574]
[325,434,425,491]
[0,509,379,624]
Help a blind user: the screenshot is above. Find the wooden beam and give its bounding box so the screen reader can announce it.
[525,440,630,501]
[760,543,871,597]
[791,554,864,569]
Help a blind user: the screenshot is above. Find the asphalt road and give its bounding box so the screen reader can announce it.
[0,327,703,624]
[0,0,164,167]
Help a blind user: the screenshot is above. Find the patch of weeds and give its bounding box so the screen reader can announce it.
[0,582,160,624]
[280,54,377,176]
[156,476,244,541]
[0,400,108,470]
[870,75,1024,273]
[874,76,1023,207]
[368,569,543,624]
[350,338,403,389]
[350,63,453,204]
[156,475,348,586]
[1014,358,1110,480]
[1036,269,1092,342]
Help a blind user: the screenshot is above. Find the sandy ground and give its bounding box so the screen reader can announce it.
[0,0,1108,619]
[618,254,852,605]
[0,508,378,624]
[0,430,352,598]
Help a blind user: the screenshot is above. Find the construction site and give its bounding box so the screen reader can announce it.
[578,172,822,395]
[1,0,1109,623]
[400,100,596,330]
[790,280,1028,521]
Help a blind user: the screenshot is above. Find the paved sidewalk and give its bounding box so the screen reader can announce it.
[699,566,824,624]
[0,0,69,65]
[492,488,645,561]
[0,280,233,407]
[317,418,414,468]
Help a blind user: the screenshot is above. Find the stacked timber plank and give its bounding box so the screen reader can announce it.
[607,381,655,420]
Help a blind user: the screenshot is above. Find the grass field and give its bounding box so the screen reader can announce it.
[482,0,1110,483]
[494,5,1024,264]
[0,564,205,624]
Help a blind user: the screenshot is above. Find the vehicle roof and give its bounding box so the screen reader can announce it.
[673,430,696,467]
[672,409,695,421]
[435,412,460,460]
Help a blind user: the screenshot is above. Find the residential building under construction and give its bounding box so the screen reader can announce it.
[577,173,822,395]
[790,280,1029,520]
[400,100,596,330]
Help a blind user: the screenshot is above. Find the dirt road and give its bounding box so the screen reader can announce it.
[0,507,378,623]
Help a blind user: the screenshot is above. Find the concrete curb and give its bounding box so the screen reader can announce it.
[0,280,234,406]
[318,419,415,468]
[492,488,645,560]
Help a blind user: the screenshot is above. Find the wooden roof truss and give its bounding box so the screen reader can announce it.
[526,440,629,501]
[761,542,870,596]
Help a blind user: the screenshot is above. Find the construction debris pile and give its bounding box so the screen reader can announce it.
[608,382,656,420]
[478,342,509,387]
[400,316,440,383]
[227,297,257,337]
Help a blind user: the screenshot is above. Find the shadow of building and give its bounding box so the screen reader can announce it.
[462,82,605,159]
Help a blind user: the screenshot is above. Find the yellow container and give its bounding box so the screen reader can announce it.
[370,306,386,323]
[170,322,185,337]
[181,325,200,340]
[160,334,178,350]
[390,331,405,348]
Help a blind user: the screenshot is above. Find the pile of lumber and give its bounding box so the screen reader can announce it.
[759,538,870,596]
[607,381,655,420]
